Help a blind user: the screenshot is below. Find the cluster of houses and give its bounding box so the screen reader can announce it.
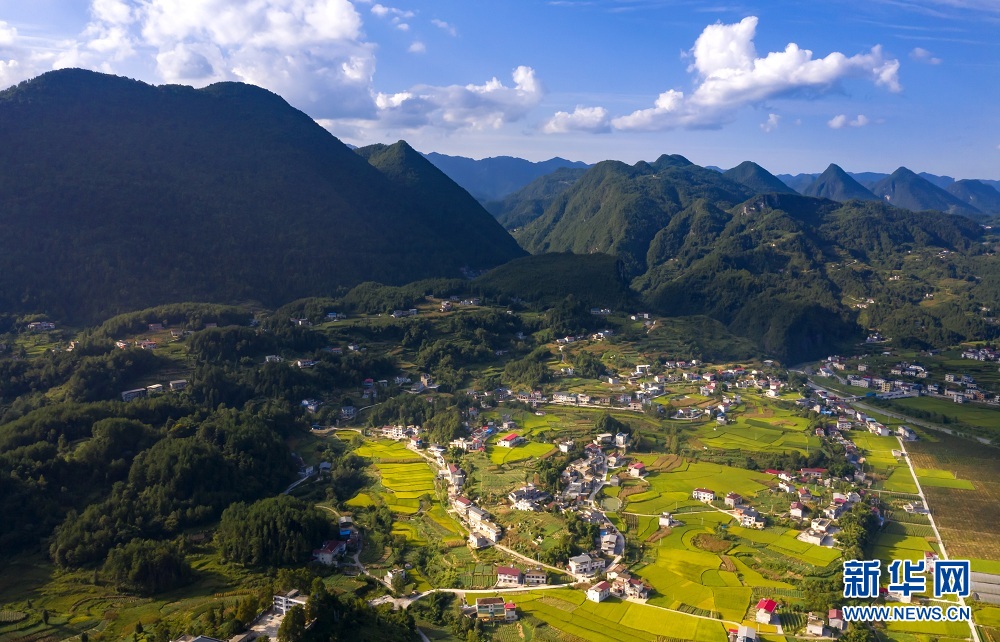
[452,496,503,548]
[585,564,652,603]
[25,321,56,331]
[311,515,359,565]
[494,565,547,587]
[120,379,187,402]
[825,355,999,404]
[508,484,550,511]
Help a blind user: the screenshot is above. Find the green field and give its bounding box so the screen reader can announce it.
[692,396,819,455]
[489,440,556,464]
[624,461,771,515]
[914,468,976,490]
[890,395,1000,431]
[470,588,730,642]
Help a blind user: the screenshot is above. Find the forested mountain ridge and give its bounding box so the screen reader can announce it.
[871,167,985,219]
[514,156,998,359]
[485,166,589,230]
[0,69,523,323]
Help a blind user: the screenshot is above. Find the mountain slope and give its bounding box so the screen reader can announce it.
[802,164,879,202]
[723,161,797,195]
[871,167,984,218]
[0,69,524,322]
[516,154,754,277]
[946,179,1000,215]
[485,167,588,230]
[356,141,526,259]
[422,152,589,201]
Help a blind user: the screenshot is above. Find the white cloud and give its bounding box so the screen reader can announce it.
[609,16,901,132]
[369,65,544,130]
[543,105,611,133]
[760,113,780,132]
[371,4,414,19]
[910,47,942,64]
[828,114,870,128]
[396,22,410,31]
[431,19,457,36]
[408,41,426,54]
[0,20,18,47]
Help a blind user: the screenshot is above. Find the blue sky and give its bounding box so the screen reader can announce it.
[1,0,998,178]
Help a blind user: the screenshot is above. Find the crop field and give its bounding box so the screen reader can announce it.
[891,394,1000,431]
[480,588,731,642]
[882,467,919,493]
[625,510,791,623]
[688,395,820,454]
[489,440,556,464]
[851,431,904,475]
[354,439,424,462]
[914,468,976,490]
[726,526,841,567]
[907,432,1000,563]
[872,531,935,565]
[624,462,771,515]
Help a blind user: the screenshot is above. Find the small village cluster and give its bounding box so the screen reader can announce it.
[820,355,1000,404]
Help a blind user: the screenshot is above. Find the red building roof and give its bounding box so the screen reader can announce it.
[756,598,777,613]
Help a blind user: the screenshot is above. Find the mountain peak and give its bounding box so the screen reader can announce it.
[872,168,983,218]
[722,161,796,195]
[802,164,878,202]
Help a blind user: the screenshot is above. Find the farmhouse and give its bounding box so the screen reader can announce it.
[524,568,547,586]
[756,598,777,624]
[498,433,524,448]
[790,502,805,519]
[628,462,647,478]
[475,597,517,622]
[806,613,826,636]
[586,581,611,603]
[692,488,715,503]
[568,553,605,576]
[828,609,846,631]
[468,532,490,549]
[312,540,346,565]
[496,566,523,587]
[274,590,308,615]
[733,625,757,642]
[725,492,743,508]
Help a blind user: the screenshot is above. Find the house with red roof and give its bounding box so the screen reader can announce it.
[496,566,523,587]
[498,433,524,448]
[756,598,778,624]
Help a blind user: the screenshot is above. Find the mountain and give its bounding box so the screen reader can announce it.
[776,173,819,194]
[871,167,984,219]
[513,153,995,360]
[516,154,755,278]
[722,161,797,195]
[422,152,589,201]
[802,164,879,202]
[474,252,633,309]
[0,69,524,322]
[355,141,526,255]
[946,179,1000,215]
[919,172,955,189]
[485,167,588,230]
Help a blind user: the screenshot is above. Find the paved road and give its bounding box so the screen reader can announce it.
[896,436,980,642]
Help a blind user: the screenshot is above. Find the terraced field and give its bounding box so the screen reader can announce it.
[623,462,771,515]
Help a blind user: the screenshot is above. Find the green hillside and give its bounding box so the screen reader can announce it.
[0,70,523,323]
[485,166,588,230]
[722,161,797,195]
[801,164,879,202]
[474,252,634,308]
[946,179,1000,215]
[872,167,985,219]
[515,155,754,277]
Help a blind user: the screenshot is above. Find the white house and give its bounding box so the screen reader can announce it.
[496,566,523,587]
[756,598,777,624]
[693,488,715,503]
[586,581,611,603]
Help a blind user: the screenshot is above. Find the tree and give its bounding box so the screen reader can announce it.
[391,571,407,596]
[277,606,305,642]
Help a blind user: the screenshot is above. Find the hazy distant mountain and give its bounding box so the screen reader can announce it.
[946,179,1000,215]
[485,167,588,230]
[0,69,525,321]
[775,173,818,193]
[871,167,984,219]
[919,172,955,189]
[802,164,879,202]
[722,161,797,195]
[422,152,589,201]
[846,172,888,189]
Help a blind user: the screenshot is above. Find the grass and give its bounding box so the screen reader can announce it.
[890,395,1000,431]
[489,441,556,465]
